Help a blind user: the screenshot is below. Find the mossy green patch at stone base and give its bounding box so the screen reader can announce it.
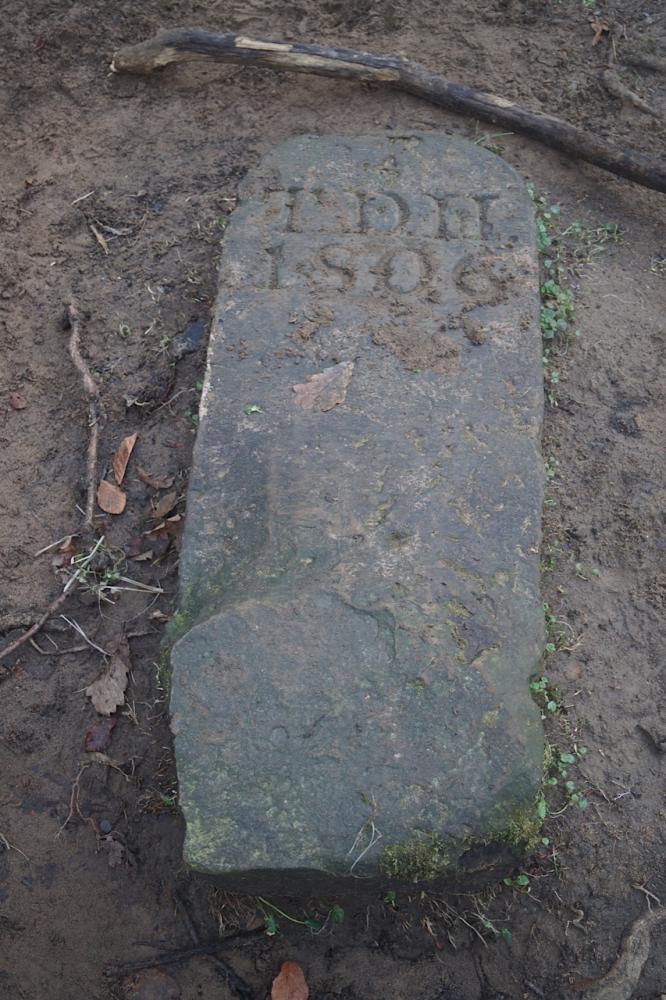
[170,133,545,894]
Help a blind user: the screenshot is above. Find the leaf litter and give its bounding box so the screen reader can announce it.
[84,717,117,752]
[271,961,309,1000]
[112,432,139,485]
[152,491,178,520]
[85,632,131,715]
[136,465,174,490]
[97,480,127,514]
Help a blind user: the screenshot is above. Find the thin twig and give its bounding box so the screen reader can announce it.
[0,587,75,666]
[56,763,97,838]
[59,616,110,657]
[633,883,662,910]
[34,534,78,557]
[66,299,102,531]
[0,534,104,663]
[0,301,107,665]
[174,891,256,1000]
[0,832,30,862]
[106,943,228,976]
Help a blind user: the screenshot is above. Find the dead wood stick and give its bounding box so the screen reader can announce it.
[0,587,75,666]
[622,51,666,75]
[601,68,662,119]
[111,28,666,194]
[66,300,101,530]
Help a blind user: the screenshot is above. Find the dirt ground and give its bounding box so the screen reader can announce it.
[1,0,665,997]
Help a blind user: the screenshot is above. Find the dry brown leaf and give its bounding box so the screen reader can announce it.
[136,465,175,490]
[89,221,109,254]
[271,961,309,1000]
[85,633,131,715]
[292,361,354,412]
[145,513,182,537]
[112,432,138,485]
[97,480,127,514]
[152,490,178,520]
[591,19,609,45]
[9,392,27,410]
[84,717,117,752]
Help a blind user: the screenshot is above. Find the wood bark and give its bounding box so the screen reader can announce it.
[112,28,666,194]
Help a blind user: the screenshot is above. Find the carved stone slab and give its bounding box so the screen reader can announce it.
[170,134,545,893]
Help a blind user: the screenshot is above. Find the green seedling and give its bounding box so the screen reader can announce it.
[257,897,344,937]
[503,873,530,889]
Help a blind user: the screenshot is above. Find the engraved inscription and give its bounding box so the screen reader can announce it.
[279,187,500,242]
[263,239,437,295]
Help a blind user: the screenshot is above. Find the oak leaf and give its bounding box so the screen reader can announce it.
[271,961,309,1000]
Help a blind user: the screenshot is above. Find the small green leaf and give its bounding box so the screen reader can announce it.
[243,404,263,415]
[304,918,323,931]
[515,874,530,886]
[501,927,512,942]
[265,914,279,936]
[541,837,550,846]
[559,753,576,764]
[331,904,345,923]
[537,797,547,820]
[546,700,557,713]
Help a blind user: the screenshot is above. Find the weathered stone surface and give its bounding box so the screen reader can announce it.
[170,133,545,893]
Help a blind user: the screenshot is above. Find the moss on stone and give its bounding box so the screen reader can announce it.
[502,802,543,849]
[381,832,455,881]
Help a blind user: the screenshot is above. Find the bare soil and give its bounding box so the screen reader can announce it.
[1,1,665,997]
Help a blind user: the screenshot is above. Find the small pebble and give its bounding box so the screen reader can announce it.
[172,318,206,359]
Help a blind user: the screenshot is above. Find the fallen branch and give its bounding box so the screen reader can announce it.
[111,28,666,194]
[622,50,666,75]
[601,68,662,119]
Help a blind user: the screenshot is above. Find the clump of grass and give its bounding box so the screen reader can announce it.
[527,183,620,406]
